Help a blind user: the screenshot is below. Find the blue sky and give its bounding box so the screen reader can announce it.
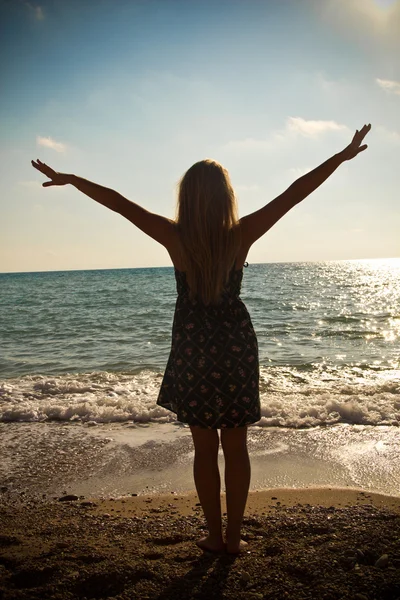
[1,0,399,273]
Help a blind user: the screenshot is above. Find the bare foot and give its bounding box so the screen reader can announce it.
[196,535,226,553]
[226,539,249,555]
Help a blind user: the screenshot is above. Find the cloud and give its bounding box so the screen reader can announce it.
[285,117,347,138]
[34,5,44,20]
[37,136,66,152]
[25,3,45,20]
[376,78,400,95]
[223,117,348,151]
[288,167,312,178]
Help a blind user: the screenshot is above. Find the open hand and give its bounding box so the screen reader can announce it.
[31,159,69,186]
[341,124,371,161]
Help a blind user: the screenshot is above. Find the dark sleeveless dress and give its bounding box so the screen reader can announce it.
[156,264,261,429]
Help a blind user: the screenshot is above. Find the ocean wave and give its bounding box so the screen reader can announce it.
[1,365,399,428]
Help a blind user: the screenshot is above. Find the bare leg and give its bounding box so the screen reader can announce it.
[190,426,225,552]
[221,426,251,554]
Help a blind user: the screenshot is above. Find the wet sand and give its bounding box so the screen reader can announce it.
[2,421,400,499]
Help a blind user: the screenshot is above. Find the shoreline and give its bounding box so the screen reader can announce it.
[87,485,400,518]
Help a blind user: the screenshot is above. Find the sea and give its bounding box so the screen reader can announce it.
[1,259,400,497]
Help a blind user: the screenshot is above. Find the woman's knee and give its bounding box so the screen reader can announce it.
[190,425,220,457]
[220,426,248,455]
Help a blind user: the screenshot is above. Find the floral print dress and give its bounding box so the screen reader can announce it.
[156,264,261,429]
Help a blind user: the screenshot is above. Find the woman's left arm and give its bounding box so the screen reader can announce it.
[31,159,175,247]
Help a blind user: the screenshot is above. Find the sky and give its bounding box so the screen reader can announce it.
[1,0,399,273]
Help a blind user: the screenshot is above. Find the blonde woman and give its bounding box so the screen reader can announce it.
[32,123,371,555]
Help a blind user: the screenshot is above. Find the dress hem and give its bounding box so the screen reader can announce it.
[157,402,261,429]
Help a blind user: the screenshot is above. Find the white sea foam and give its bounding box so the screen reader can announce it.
[1,366,399,427]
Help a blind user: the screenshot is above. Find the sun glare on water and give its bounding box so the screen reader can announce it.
[340,258,400,347]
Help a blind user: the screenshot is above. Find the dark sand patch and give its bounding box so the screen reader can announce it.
[1,487,400,599]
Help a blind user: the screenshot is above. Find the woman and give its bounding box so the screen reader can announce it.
[32,123,371,554]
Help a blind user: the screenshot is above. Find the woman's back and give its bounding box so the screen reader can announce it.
[173,262,247,306]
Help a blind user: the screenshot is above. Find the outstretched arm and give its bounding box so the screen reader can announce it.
[31,160,175,248]
[240,124,371,248]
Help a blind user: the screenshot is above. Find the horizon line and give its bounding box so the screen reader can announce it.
[1,257,399,276]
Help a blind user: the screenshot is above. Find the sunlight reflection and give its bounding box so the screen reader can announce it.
[372,0,398,8]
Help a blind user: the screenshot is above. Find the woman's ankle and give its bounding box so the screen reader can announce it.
[225,526,242,540]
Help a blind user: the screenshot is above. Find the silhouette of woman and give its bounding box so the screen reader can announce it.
[32,123,371,554]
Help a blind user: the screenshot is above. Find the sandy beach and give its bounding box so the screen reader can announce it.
[1,421,400,598]
[1,486,400,600]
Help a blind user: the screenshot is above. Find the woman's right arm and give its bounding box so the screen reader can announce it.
[240,124,371,249]
[31,159,177,248]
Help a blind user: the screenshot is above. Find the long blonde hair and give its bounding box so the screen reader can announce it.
[175,159,241,305]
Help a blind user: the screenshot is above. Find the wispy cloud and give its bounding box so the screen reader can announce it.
[25,3,45,21]
[223,117,348,151]
[288,167,312,178]
[376,78,400,95]
[285,117,347,138]
[37,136,66,152]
